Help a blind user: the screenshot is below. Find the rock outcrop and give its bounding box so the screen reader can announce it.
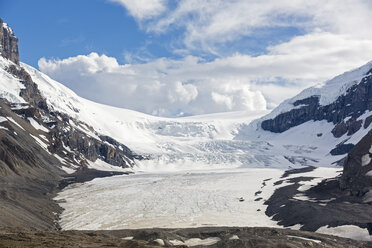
[261,70,372,156]
[340,129,372,196]
[262,72,372,137]
[0,18,19,65]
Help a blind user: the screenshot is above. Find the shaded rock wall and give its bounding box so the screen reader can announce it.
[340,129,372,195]
[261,73,372,139]
[0,18,19,65]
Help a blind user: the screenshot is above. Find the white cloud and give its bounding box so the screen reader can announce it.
[38,1,372,117]
[38,29,372,116]
[39,53,268,116]
[112,0,372,54]
[109,0,167,20]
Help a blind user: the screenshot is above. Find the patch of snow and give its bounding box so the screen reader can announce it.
[0,126,9,131]
[363,191,372,203]
[87,159,132,172]
[30,134,48,150]
[39,134,48,142]
[185,237,221,247]
[7,117,25,130]
[287,235,321,243]
[2,22,14,35]
[170,237,221,247]
[121,236,133,240]
[229,235,239,240]
[153,239,165,246]
[361,154,371,166]
[292,194,313,202]
[344,116,352,122]
[316,225,372,241]
[27,117,49,132]
[61,166,75,174]
[286,224,303,230]
[62,142,73,153]
[11,104,29,110]
[0,116,7,123]
[54,154,68,165]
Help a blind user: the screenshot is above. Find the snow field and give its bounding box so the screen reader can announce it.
[55,167,340,231]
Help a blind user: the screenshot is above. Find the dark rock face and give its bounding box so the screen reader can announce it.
[265,167,372,237]
[47,115,137,169]
[262,73,372,140]
[330,143,354,156]
[0,18,19,65]
[340,129,372,195]
[6,65,49,110]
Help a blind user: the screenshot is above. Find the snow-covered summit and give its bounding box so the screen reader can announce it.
[4,53,372,171]
[2,22,14,36]
[2,18,372,171]
[253,60,372,127]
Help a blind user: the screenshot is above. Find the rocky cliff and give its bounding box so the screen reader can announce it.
[0,18,19,65]
[340,129,372,196]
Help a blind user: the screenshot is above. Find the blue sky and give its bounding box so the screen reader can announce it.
[1,0,150,67]
[2,0,372,116]
[0,0,304,68]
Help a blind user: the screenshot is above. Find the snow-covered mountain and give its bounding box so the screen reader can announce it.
[2,15,372,173]
[2,16,372,180]
[237,61,372,166]
[3,18,372,240]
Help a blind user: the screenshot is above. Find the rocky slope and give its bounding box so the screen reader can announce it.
[340,128,372,196]
[258,62,372,157]
[0,18,138,230]
[1,227,370,248]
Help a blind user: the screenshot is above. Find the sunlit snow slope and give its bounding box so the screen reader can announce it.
[8,60,371,171]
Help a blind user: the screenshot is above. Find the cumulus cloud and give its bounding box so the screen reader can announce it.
[38,1,372,117]
[39,28,372,116]
[39,53,268,116]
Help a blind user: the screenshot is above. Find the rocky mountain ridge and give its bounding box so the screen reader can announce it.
[256,59,372,201]
[261,68,372,155]
[3,54,137,172]
[0,19,19,65]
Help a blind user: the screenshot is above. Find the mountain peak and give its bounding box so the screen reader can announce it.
[0,18,19,65]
